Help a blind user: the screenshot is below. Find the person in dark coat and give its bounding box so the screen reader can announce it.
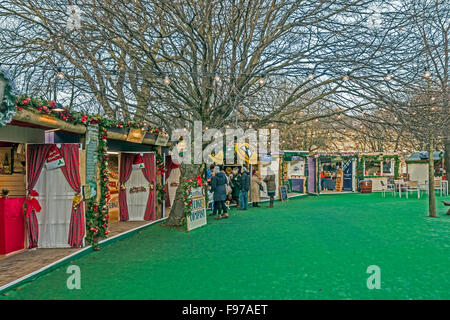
[210,166,229,219]
[263,168,276,208]
[230,167,241,207]
[239,167,250,210]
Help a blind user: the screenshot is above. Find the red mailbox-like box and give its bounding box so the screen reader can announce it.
[0,197,25,255]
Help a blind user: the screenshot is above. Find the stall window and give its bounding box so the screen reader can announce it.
[365,159,381,176]
[382,159,393,175]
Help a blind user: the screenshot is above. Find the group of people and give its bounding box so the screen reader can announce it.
[209,165,277,219]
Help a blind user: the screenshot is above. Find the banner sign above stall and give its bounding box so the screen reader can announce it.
[155,133,169,146]
[126,128,145,144]
[291,156,302,161]
[132,154,145,170]
[46,145,65,170]
[187,187,207,232]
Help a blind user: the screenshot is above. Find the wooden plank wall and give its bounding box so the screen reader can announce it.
[0,174,26,197]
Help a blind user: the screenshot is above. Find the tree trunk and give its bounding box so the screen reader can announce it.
[165,163,202,226]
[428,136,437,218]
[445,137,450,180]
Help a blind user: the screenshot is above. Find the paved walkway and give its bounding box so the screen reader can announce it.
[0,221,151,288]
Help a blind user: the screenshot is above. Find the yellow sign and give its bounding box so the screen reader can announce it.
[208,151,224,164]
[235,143,257,164]
[126,128,145,143]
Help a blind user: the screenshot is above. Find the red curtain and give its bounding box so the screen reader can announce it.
[26,144,52,248]
[142,153,156,220]
[164,155,180,208]
[59,145,84,248]
[119,153,134,221]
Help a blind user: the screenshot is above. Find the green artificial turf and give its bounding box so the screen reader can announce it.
[1,192,450,300]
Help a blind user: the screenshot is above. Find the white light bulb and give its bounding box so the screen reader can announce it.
[163,76,170,85]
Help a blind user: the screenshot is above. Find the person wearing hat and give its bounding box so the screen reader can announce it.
[210,165,229,219]
[239,167,250,210]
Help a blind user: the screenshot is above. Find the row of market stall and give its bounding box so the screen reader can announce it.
[0,109,179,255]
[210,149,445,200]
[0,70,446,256]
[0,112,444,255]
[0,70,180,255]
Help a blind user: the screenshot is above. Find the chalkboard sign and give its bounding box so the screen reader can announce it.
[280,186,288,201]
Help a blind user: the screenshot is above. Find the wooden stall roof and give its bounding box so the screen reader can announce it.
[12,109,86,134]
[406,151,444,163]
[8,109,171,147]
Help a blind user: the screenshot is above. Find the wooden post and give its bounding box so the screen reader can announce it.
[156,147,162,219]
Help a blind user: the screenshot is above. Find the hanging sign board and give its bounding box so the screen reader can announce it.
[46,145,65,170]
[187,187,207,231]
[260,154,272,162]
[155,133,169,146]
[126,128,145,144]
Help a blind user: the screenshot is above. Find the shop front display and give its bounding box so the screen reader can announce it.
[281,151,308,195]
[357,153,400,192]
[119,152,156,221]
[308,152,357,194]
[28,144,84,248]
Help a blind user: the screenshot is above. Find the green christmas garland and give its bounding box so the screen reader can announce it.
[85,122,110,249]
[182,176,204,216]
[156,183,167,204]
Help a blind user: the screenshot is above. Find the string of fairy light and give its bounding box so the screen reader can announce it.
[42,63,404,84]
[35,64,439,129]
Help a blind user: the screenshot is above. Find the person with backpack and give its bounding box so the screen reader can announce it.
[210,166,229,219]
[239,167,250,210]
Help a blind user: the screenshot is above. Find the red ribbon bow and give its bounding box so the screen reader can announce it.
[25,190,42,218]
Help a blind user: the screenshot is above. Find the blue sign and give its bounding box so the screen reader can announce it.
[260,154,272,162]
